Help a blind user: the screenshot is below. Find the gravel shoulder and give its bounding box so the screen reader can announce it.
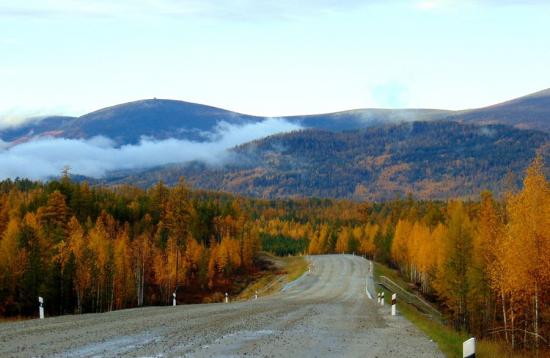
[0,254,443,357]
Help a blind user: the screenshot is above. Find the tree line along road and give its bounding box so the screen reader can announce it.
[0,254,443,357]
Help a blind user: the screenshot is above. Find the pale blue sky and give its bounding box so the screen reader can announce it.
[0,0,549,123]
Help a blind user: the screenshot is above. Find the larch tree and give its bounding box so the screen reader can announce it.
[67,216,91,313]
[500,155,550,348]
[113,225,134,310]
[434,200,474,330]
[0,217,26,314]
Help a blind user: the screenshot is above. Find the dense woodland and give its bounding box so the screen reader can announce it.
[301,155,548,352]
[0,156,548,353]
[0,177,261,316]
[115,121,549,200]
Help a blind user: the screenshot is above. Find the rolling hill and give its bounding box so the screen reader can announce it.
[0,116,76,143]
[1,88,549,146]
[0,100,263,145]
[442,88,550,132]
[1,89,548,200]
[104,121,550,200]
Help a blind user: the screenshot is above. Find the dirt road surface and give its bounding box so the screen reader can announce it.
[0,255,443,357]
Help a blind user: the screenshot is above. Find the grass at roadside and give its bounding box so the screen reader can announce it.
[373,262,466,357]
[373,262,536,358]
[236,252,308,300]
[282,254,309,282]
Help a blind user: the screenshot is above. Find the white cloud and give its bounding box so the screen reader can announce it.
[0,0,374,20]
[0,118,301,180]
[0,0,547,18]
[414,0,547,10]
[1,0,547,20]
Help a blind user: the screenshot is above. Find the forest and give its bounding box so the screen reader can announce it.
[0,177,261,316]
[0,155,548,353]
[119,121,550,200]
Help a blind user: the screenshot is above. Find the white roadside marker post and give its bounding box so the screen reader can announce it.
[463,337,475,358]
[225,292,229,304]
[172,292,176,307]
[380,292,385,306]
[377,292,380,304]
[38,296,44,319]
[391,293,397,316]
[255,290,258,300]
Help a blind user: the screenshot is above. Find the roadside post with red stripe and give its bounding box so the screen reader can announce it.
[391,293,397,316]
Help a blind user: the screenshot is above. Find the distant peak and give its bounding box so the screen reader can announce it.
[526,88,550,97]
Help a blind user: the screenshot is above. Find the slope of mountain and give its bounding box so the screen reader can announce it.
[284,108,451,131]
[1,88,549,145]
[105,121,549,200]
[443,88,550,131]
[0,116,76,143]
[0,100,263,145]
[64,99,264,144]
[0,102,451,144]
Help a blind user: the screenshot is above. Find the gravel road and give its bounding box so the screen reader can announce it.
[0,254,443,357]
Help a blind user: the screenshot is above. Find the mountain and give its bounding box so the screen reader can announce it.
[442,88,550,132]
[0,102,453,145]
[1,88,549,145]
[104,121,550,200]
[283,108,451,131]
[1,90,549,200]
[0,100,263,145]
[64,99,264,144]
[0,116,76,143]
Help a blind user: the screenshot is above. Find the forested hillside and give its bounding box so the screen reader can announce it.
[116,121,549,200]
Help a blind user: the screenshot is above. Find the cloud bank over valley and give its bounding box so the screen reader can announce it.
[0,118,301,180]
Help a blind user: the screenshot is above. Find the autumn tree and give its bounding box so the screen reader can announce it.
[491,155,550,348]
[434,201,474,330]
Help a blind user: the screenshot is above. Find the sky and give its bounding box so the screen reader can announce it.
[1,0,549,123]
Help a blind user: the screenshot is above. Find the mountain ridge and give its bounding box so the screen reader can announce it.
[1,88,549,145]
[103,121,550,200]
[441,88,550,131]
